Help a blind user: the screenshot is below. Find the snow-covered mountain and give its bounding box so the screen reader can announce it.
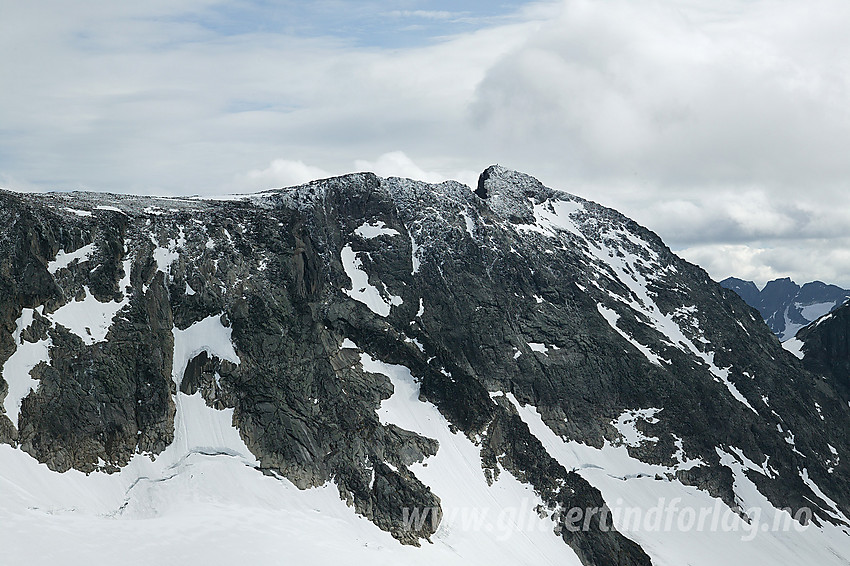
[720,276,850,341]
[2,166,850,565]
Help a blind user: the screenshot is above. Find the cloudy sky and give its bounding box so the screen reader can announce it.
[2,0,850,287]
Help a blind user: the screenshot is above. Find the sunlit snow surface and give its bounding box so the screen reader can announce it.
[341,244,403,317]
[1,310,51,425]
[505,394,850,566]
[1,333,582,566]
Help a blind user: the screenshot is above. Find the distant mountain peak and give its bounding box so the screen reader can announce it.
[719,277,760,305]
[720,276,850,340]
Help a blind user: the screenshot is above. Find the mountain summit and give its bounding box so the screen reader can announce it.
[1,166,849,565]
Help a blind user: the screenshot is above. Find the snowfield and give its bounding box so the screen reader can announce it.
[503,394,850,566]
[0,335,582,566]
[3,338,849,565]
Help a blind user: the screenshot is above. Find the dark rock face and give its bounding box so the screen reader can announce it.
[720,277,760,306]
[798,304,850,396]
[721,276,850,340]
[0,200,175,468]
[2,167,850,564]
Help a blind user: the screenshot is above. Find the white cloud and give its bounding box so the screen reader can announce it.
[2,0,850,285]
[237,159,332,192]
[679,240,850,289]
[234,152,479,193]
[355,152,451,184]
[609,187,850,245]
[0,2,533,194]
[389,10,458,20]
[465,0,850,286]
[471,0,850,191]
[354,151,479,189]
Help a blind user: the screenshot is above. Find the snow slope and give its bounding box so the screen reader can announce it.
[362,348,583,565]
[0,322,583,566]
[341,244,403,317]
[524,195,758,413]
[504,394,850,566]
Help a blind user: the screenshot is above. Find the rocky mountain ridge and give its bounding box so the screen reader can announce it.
[720,276,850,340]
[1,166,849,565]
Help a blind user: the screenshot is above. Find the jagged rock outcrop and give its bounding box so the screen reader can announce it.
[2,166,850,564]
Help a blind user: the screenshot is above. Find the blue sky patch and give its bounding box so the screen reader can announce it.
[172,0,534,47]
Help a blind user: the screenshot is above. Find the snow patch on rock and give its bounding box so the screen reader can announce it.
[48,243,95,274]
[341,245,402,317]
[354,220,400,240]
[782,338,805,360]
[172,315,240,389]
[597,304,665,366]
[613,408,661,447]
[1,309,52,426]
[508,394,850,566]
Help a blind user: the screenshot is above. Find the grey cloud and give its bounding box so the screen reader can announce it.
[471,0,850,192]
[679,239,850,289]
[467,0,850,285]
[2,0,850,285]
[1,1,531,193]
[616,189,849,245]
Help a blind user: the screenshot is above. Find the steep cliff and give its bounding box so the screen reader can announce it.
[1,167,849,565]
